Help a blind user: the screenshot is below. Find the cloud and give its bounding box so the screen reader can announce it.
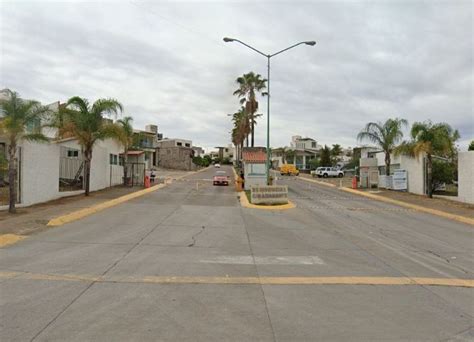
[1,0,472,151]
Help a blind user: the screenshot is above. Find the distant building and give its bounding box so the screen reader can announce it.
[156,138,195,171]
[215,144,235,162]
[286,136,320,171]
[192,146,205,157]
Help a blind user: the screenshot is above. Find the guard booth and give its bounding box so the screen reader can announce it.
[242,148,267,190]
[359,157,379,188]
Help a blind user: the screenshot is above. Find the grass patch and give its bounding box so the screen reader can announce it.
[245,190,251,202]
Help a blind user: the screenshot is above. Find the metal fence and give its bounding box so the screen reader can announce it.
[123,162,145,187]
[59,157,84,192]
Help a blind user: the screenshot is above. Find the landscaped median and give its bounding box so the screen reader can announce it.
[239,190,296,210]
[233,168,295,210]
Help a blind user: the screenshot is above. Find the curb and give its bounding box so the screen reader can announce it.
[0,234,26,248]
[47,167,211,227]
[239,192,295,210]
[341,187,474,226]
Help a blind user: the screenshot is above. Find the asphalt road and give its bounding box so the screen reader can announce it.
[1,166,472,341]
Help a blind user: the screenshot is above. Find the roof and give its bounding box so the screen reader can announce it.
[242,150,267,163]
[121,150,144,156]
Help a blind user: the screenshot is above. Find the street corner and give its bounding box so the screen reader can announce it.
[0,234,26,248]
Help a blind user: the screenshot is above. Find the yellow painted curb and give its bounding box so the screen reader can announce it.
[239,192,295,210]
[0,234,26,247]
[0,271,472,288]
[298,176,337,188]
[341,187,474,226]
[47,167,211,227]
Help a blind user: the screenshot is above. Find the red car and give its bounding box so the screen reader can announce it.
[213,170,230,186]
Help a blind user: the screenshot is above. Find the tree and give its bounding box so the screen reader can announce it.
[308,158,320,170]
[233,72,267,147]
[320,145,332,166]
[357,118,408,175]
[331,144,342,157]
[0,90,51,213]
[469,140,474,151]
[115,116,134,185]
[284,149,295,164]
[396,121,459,198]
[57,96,123,196]
[431,159,455,194]
[231,106,250,161]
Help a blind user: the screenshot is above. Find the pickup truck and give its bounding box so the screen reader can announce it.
[213,170,230,186]
[312,167,344,178]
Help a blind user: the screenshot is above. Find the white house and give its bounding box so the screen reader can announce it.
[360,150,426,195]
[0,136,125,209]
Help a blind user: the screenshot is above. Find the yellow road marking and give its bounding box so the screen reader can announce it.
[0,234,26,247]
[239,192,296,210]
[1,271,472,288]
[341,188,474,226]
[47,167,211,227]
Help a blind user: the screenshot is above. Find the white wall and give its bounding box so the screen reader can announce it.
[373,151,425,195]
[20,141,60,206]
[89,139,124,191]
[401,155,425,195]
[2,138,124,209]
[458,151,474,204]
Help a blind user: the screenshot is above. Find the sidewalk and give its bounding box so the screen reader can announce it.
[296,173,473,224]
[361,188,474,218]
[0,168,189,236]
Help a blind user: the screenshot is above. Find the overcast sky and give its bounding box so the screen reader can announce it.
[1,0,472,151]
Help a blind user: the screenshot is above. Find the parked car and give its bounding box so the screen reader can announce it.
[313,167,344,178]
[213,170,229,186]
[214,163,221,168]
[280,164,299,176]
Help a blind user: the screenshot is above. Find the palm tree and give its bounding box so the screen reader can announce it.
[320,145,332,166]
[396,121,459,198]
[115,116,134,185]
[57,96,123,196]
[0,90,51,213]
[231,107,249,162]
[357,118,408,175]
[331,144,342,157]
[233,72,267,147]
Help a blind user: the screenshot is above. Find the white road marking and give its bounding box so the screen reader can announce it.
[199,255,325,265]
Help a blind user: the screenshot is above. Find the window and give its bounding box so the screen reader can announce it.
[67,149,79,158]
[311,142,316,148]
[185,143,190,147]
[249,163,265,175]
[109,154,118,165]
[177,142,182,146]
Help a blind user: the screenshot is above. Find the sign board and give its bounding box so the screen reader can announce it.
[392,169,407,190]
[251,185,288,205]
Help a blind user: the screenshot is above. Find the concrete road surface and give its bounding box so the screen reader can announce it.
[1,166,472,341]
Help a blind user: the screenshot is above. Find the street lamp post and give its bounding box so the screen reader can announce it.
[223,37,316,185]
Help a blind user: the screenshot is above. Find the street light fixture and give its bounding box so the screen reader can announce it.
[223,37,316,184]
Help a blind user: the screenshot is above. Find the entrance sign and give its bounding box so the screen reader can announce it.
[392,169,408,190]
[251,185,288,205]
